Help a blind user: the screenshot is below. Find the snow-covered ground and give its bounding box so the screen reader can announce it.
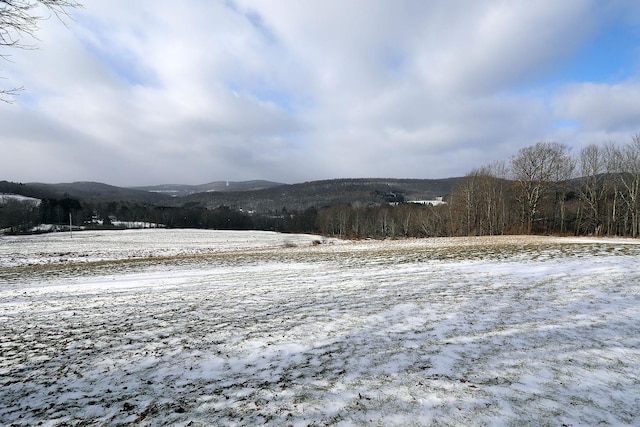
[0,194,40,205]
[1,230,640,426]
[0,229,331,268]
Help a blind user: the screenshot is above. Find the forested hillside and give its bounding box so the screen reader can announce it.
[174,178,464,212]
[3,136,640,238]
[0,178,462,233]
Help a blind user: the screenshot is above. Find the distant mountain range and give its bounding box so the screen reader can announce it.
[0,181,171,204]
[1,178,464,212]
[131,180,286,197]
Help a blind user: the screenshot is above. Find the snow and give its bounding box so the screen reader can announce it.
[0,229,332,268]
[1,231,640,425]
[0,194,40,205]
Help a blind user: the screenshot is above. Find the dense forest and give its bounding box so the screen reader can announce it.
[2,136,640,239]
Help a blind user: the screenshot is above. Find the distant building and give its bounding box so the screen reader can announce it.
[406,197,446,206]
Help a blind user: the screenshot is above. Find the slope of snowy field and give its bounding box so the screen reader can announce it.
[1,231,640,426]
[0,229,331,268]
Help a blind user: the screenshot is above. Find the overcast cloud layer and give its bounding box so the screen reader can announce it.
[2,0,640,186]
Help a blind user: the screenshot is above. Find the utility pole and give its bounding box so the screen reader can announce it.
[69,213,73,238]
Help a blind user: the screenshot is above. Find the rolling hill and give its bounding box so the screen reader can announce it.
[2,177,464,213]
[172,178,465,212]
[131,180,286,197]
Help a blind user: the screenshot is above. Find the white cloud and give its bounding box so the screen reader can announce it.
[1,1,639,185]
[426,1,596,94]
[554,81,640,131]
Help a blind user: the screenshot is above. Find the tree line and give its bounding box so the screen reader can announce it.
[0,197,318,234]
[3,136,640,238]
[315,136,640,238]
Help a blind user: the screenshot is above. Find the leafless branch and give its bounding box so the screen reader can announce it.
[0,0,81,102]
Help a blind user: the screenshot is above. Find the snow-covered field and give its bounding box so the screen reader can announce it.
[1,230,640,426]
[0,229,330,269]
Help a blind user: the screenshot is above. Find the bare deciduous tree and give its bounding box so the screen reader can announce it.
[616,135,640,237]
[577,144,606,235]
[511,142,573,234]
[449,160,511,237]
[0,0,81,101]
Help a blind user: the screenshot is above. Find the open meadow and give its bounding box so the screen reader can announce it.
[1,229,640,426]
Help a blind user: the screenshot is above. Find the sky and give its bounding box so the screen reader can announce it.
[1,0,640,186]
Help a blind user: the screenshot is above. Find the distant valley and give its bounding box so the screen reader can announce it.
[1,178,462,213]
[131,180,286,197]
[1,177,463,236]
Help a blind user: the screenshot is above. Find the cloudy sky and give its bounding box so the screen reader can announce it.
[2,0,640,186]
